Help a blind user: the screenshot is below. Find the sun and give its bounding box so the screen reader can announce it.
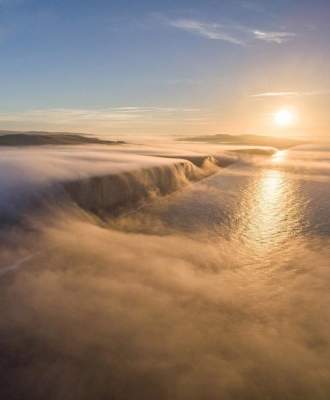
[274,108,297,127]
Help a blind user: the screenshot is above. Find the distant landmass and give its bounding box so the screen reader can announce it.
[179,134,305,149]
[0,131,125,146]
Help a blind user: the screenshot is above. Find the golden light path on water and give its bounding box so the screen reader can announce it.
[234,151,304,262]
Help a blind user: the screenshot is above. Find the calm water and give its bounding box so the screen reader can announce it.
[142,145,330,263]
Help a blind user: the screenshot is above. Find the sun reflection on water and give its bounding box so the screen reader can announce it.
[248,169,289,251]
[235,156,303,260]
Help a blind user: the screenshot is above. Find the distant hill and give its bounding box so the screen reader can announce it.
[179,133,305,149]
[0,131,125,146]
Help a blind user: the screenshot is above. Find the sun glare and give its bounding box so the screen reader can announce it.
[274,108,297,127]
[272,150,286,163]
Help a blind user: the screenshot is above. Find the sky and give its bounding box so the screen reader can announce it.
[0,0,329,139]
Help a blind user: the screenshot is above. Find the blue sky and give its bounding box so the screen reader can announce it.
[0,0,329,137]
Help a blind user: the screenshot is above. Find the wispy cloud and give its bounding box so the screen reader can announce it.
[251,90,330,98]
[252,30,296,44]
[0,107,201,124]
[167,17,296,46]
[169,19,244,45]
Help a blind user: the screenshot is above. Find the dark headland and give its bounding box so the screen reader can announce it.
[0,130,125,146]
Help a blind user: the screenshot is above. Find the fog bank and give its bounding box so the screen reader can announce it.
[0,144,236,224]
[0,143,329,399]
[0,210,329,400]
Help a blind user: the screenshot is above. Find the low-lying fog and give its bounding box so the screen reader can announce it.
[0,140,329,400]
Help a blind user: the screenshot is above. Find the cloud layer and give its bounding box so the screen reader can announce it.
[0,145,329,399]
[0,208,329,399]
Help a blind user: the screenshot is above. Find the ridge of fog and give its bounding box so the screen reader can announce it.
[0,143,237,223]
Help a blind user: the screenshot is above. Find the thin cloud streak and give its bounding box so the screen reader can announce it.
[252,30,296,43]
[0,107,202,124]
[251,90,330,98]
[169,19,244,45]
